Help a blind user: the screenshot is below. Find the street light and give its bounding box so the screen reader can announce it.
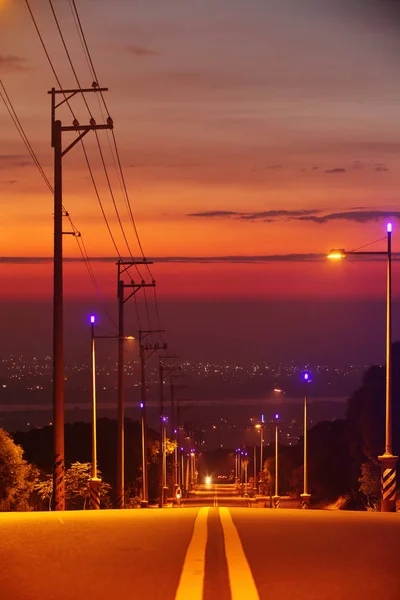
[273,414,280,508]
[89,315,101,509]
[328,222,397,512]
[243,452,249,497]
[255,423,264,476]
[89,325,135,509]
[300,372,311,509]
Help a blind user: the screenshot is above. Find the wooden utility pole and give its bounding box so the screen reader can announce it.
[49,85,111,511]
[116,260,155,509]
[158,357,180,507]
[139,330,167,507]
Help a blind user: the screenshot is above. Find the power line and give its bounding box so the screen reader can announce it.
[0,76,117,330]
[0,79,53,193]
[25,0,128,266]
[48,0,93,118]
[49,0,142,275]
[69,0,154,278]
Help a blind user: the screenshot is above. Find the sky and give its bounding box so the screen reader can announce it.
[1,0,400,364]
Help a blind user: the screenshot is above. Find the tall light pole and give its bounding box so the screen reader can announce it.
[243,452,249,497]
[328,222,398,512]
[138,330,166,509]
[300,372,311,509]
[273,414,280,508]
[255,420,264,493]
[89,316,101,509]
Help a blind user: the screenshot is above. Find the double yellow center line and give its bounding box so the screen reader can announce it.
[174,507,259,600]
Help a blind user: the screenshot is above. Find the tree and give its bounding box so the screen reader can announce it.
[0,427,38,511]
[358,462,380,511]
[35,462,112,510]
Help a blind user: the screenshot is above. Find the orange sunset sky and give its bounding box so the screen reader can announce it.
[1,0,400,303]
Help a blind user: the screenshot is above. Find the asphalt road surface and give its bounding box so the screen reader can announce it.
[2,506,399,599]
[182,483,253,508]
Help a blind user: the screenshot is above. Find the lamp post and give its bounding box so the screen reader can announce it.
[88,330,134,509]
[255,417,265,471]
[243,452,249,497]
[273,414,280,508]
[328,222,397,512]
[300,372,311,509]
[235,449,239,483]
[89,315,101,509]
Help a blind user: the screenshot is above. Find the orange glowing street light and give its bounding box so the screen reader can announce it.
[327,223,397,512]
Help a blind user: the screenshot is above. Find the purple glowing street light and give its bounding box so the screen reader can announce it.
[301,371,311,508]
[328,223,397,512]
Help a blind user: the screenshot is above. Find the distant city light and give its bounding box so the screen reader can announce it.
[387,222,393,233]
[205,476,211,485]
[90,315,95,324]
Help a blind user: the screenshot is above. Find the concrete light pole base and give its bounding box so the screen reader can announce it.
[300,493,311,509]
[89,477,101,510]
[140,500,149,508]
[378,453,398,512]
[272,495,280,509]
[163,487,169,505]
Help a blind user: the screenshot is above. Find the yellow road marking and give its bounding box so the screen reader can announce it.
[219,507,260,600]
[174,507,209,600]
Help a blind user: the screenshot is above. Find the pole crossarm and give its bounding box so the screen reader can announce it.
[48,86,109,103]
[117,260,155,300]
[139,330,167,356]
[117,259,153,277]
[61,124,112,157]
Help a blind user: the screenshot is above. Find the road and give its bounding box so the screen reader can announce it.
[182,482,253,508]
[1,507,399,599]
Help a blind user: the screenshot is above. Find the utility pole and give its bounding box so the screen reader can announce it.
[49,84,112,511]
[116,260,155,509]
[158,356,180,507]
[170,375,187,494]
[139,330,167,507]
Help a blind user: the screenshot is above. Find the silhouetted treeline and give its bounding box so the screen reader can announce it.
[13,418,161,504]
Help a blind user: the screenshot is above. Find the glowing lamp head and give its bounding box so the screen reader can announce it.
[205,476,211,485]
[140,402,144,408]
[303,372,311,382]
[255,424,261,429]
[327,249,346,260]
[275,413,279,420]
[90,315,95,324]
[387,223,393,233]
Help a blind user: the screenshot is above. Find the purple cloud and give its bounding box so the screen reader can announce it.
[126,45,157,57]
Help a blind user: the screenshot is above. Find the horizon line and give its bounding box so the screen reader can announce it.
[0,253,395,265]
